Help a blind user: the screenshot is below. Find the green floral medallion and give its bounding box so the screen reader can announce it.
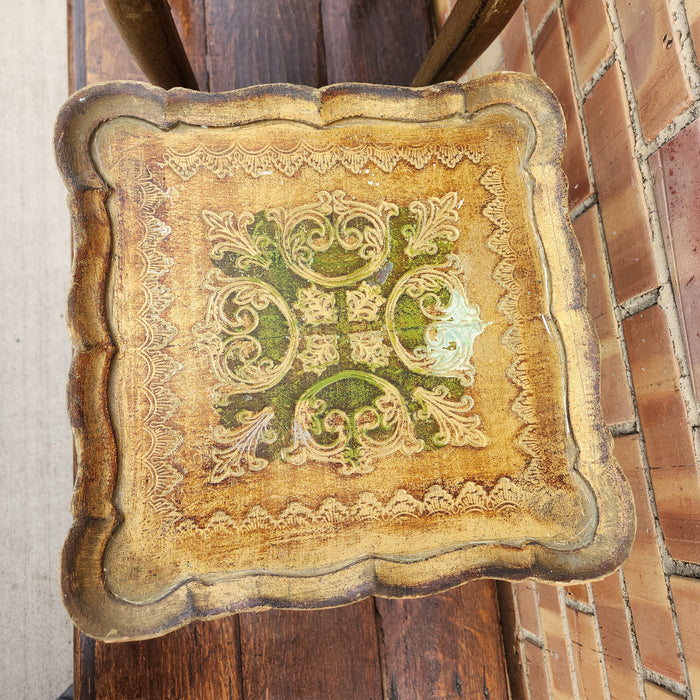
[194,190,488,480]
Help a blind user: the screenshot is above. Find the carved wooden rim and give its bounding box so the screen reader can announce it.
[56,75,635,641]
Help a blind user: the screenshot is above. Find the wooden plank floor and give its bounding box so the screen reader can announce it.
[67,1,510,697]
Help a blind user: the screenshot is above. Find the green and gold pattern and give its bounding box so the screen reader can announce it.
[195,189,488,481]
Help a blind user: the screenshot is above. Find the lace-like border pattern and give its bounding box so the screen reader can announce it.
[162,141,484,180]
[480,167,542,484]
[132,164,183,520]
[174,478,527,535]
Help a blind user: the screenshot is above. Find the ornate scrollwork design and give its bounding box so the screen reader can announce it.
[348,330,391,369]
[346,281,386,322]
[298,334,339,376]
[385,256,487,385]
[282,371,423,475]
[210,407,277,482]
[294,284,337,325]
[266,190,397,287]
[413,385,487,448]
[401,192,460,258]
[202,209,275,270]
[194,269,299,402]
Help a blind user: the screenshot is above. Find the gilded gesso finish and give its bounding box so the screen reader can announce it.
[55,77,635,641]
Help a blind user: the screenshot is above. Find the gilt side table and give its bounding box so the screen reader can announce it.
[55,74,635,641]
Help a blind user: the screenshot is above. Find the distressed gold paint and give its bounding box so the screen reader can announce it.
[56,78,634,640]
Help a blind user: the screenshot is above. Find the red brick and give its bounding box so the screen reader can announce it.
[534,10,592,208]
[566,608,607,699]
[501,5,534,74]
[644,682,683,700]
[514,581,541,635]
[563,0,614,86]
[617,0,693,142]
[652,120,700,401]
[524,641,550,699]
[565,584,590,605]
[584,64,659,302]
[528,0,555,36]
[592,570,644,700]
[669,575,700,696]
[537,585,575,698]
[614,434,684,682]
[623,306,700,563]
[573,207,635,425]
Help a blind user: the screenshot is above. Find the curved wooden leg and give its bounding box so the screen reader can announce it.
[103,0,198,89]
[412,0,521,86]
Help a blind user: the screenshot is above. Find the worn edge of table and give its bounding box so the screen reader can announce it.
[54,75,636,642]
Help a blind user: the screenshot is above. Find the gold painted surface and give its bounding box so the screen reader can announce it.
[56,77,635,641]
[95,111,591,603]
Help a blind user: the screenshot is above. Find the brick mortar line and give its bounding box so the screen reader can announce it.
[531,583,556,700]
[645,102,700,157]
[644,668,689,699]
[530,0,561,43]
[671,560,700,577]
[519,627,545,648]
[581,54,617,99]
[615,568,649,700]
[662,567,695,699]
[563,596,595,615]
[596,10,699,691]
[657,284,700,426]
[617,287,662,319]
[669,0,700,95]
[608,421,638,437]
[558,2,601,215]
[604,0,700,446]
[586,583,613,700]
[510,583,536,698]
[569,193,597,222]
[625,410,694,695]
[521,1,537,81]
[557,587,583,700]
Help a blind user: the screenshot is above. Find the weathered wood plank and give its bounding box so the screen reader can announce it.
[84,0,147,84]
[68,0,87,92]
[204,0,327,91]
[79,618,244,700]
[321,0,434,85]
[170,0,209,89]
[239,600,383,699]
[376,581,510,699]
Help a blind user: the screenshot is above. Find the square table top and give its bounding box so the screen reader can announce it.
[55,74,634,641]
